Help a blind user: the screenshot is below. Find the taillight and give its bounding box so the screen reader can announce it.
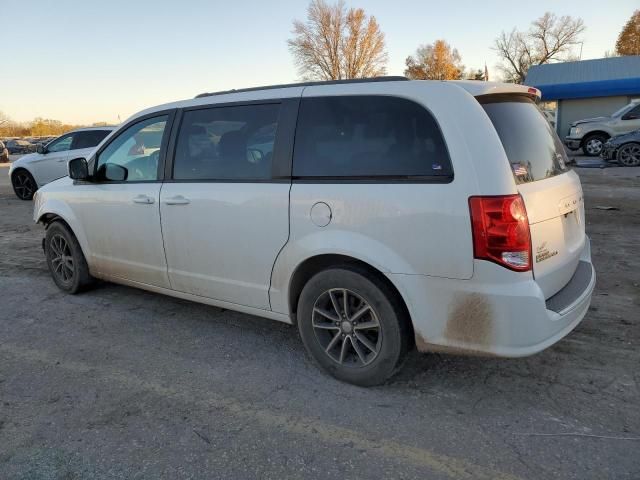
[469,194,532,272]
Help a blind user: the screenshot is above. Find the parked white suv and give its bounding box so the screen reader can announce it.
[33,78,595,386]
[9,126,115,200]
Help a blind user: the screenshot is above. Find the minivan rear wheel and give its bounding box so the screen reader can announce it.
[582,133,607,156]
[297,267,409,386]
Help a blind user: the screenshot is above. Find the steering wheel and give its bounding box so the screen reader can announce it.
[130,150,160,180]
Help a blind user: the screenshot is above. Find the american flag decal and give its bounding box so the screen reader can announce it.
[512,164,528,176]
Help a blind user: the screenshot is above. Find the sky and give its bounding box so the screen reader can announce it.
[1,0,636,125]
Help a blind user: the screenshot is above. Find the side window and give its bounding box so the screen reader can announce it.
[622,104,640,120]
[71,130,111,150]
[173,103,280,180]
[96,116,168,182]
[47,134,74,153]
[292,96,452,178]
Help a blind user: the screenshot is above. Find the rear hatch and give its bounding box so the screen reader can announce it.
[481,95,585,299]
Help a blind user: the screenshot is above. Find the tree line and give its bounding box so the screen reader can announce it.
[0,113,109,138]
[289,1,640,83]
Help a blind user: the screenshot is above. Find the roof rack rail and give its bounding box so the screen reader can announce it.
[195,76,409,99]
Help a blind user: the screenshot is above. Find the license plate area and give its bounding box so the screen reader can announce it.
[558,192,583,216]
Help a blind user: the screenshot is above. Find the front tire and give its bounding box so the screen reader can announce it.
[11,169,37,200]
[617,143,640,167]
[297,267,410,386]
[45,222,94,294]
[582,134,607,157]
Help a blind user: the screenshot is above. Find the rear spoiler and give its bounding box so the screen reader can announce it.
[449,81,541,101]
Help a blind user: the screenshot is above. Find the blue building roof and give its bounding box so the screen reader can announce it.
[525,56,640,101]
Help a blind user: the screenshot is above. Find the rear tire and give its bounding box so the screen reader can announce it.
[297,267,410,386]
[11,169,37,200]
[582,134,607,157]
[45,221,94,294]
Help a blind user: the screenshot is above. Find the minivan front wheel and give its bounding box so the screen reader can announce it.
[582,134,607,156]
[45,222,94,294]
[297,267,409,386]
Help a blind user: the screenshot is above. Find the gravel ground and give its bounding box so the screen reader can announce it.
[0,163,639,480]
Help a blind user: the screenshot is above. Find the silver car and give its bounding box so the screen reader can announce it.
[564,100,640,156]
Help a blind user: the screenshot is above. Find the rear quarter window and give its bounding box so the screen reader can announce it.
[71,130,111,150]
[292,95,452,180]
[481,96,569,184]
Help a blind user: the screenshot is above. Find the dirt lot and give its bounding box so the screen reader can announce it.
[0,163,639,480]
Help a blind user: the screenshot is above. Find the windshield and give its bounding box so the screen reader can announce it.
[611,103,635,118]
[481,96,569,184]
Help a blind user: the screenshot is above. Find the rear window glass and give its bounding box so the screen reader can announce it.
[293,96,452,179]
[481,97,569,184]
[71,130,111,150]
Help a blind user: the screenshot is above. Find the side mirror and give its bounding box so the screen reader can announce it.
[96,163,128,182]
[36,144,47,154]
[68,157,89,180]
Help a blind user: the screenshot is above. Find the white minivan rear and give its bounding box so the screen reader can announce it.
[392,86,595,358]
[481,96,588,298]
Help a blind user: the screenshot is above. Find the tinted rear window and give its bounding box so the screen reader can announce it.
[293,96,452,179]
[71,130,111,150]
[481,97,569,184]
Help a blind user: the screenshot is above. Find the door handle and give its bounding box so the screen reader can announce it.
[133,194,155,204]
[164,195,190,205]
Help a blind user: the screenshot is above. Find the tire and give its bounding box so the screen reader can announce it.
[297,267,410,386]
[582,134,607,157]
[45,221,94,294]
[11,169,38,200]
[617,142,640,167]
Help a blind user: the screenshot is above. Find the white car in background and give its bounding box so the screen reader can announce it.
[33,78,595,386]
[9,126,115,200]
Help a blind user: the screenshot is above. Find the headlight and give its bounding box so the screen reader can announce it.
[570,127,582,136]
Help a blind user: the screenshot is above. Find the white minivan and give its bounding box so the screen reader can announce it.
[9,126,115,200]
[33,78,595,386]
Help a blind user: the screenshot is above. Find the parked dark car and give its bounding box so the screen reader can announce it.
[601,130,640,167]
[0,141,8,162]
[5,139,35,154]
[29,138,48,147]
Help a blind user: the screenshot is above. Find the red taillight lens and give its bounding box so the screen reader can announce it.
[469,194,532,272]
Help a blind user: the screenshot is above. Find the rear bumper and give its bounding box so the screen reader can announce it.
[564,137,582,150]
[389,238,595,357]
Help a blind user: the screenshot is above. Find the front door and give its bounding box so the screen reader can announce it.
[614,103,640,135]
[32,133,74,185]
[71,114,173,287]
[159,101,293,310]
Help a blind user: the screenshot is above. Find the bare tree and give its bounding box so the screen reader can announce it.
[494,13,585,83]
[288,0,387,80]
[0,111,10,127]
[404,40,464,80]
